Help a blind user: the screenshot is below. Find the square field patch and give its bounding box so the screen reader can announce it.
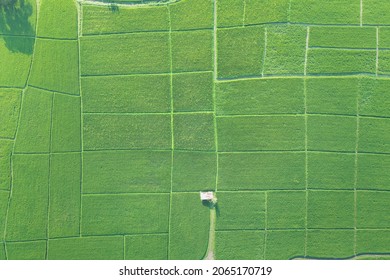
[125,234,168,260]
[357,191,390,229]
[357,154,390,191]
[306,230,355,258]
[265,230,305,260]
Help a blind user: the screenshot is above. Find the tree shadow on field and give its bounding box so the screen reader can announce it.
[0,0,35,54]
[202,200,220,217]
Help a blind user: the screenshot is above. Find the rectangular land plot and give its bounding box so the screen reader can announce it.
[358,117,390,153]
[357,154,390,191]
[379,28,390,48]
[51,94,81,152]
[218,116,305,151]
[307,190,354,229]
[172,151,216,192]
[308,153,355,190]
[0,89,22,138]
[82,193,169,235]
[378,50,390,75]
[7,241,46,260]
[0,140,13,190]
[83,150,171,193]
[49,153,81,238]
[359,78,390,117]
[29,39,79,95]
[265,230,305,260]
[357,191,390,228]
[306,77,358,115]
[0,0,37,36]
[125,234,168,260]
[217,26,264,79]
[267,191,306,229]
[306,230,355,259]
[14,87,52,153]
[0,192,9,240]
[82,75,171,113]
[216,191,265,230]
[216,231,264,260]
[169,193,209,260]
[216,78,304,115]
[0,243,5,260]
[83,114,171,150]
[37,0,77,39]
[48,236,123,260]
[363,0,390,25]
[6,155,49,241]
[218,152,305,190]
[263,25,307,75]
[169,0,213,30]
[171,30,213,72]
[290,0,360,24]
[81,33,170,75]
[357,230,390,254]
[82,5,169,35]
[245,0,289,24]
[307,49,376,75]
[217,0,245,27]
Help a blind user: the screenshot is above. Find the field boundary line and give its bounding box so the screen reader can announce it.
[28,85,79,97]
[242,0,246,26]
[309,46,378,51]
[261,28,268,77]
[263,192,268,259]
[83,111,214,116]
[213,0,219,195]
[80,70,212,78]
[360,0,363,27]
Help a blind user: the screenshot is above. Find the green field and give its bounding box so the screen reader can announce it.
[1,0,389,260]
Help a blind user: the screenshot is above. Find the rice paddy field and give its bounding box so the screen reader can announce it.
[0,0,390,260]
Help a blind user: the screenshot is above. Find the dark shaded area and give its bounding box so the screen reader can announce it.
[0,0,35,54]
[202,200,220,217]
[108,3,119,12]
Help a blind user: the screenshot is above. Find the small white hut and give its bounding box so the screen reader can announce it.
[200,191,215,201]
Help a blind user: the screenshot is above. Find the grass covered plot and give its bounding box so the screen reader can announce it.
[357,154,390,191]
[174,113,215,151]
[171,30,213,72]
[217,26,264,79]
[83,150,171,193]
[359,78,390,117]
[309,27,376,49]
[359,117,390,153]
[0,243,5,260]
[216,231,264,260]
[169,193,209,259]
[125,234,168,260]
[0,140,13,191]
[306,230,355,259]
[217,116,305,151]
[169,0,213,30]
[267,191,306,229]
[37,0,77,39]
[378,51,390,74]
[245,0,289,25]
[51,94,81,152]
[265,230,305,260]
[6,155,49,241]
[82,194,169,235]
[357,230,390,254]
[82,75,171,113]
[0,36,33,87]
[363,0,390,25]
[14,88,52,153]
[216,78,304,115]
[49,153,81,238]
[6,241,46,260]
[290,0,360,24]
[307,190,354,229]
[83,114,171,150]
[218,152,305,191]
[307,115,357,152]
[0,192,9,240]
[172,72,213,112]
[0,0,37,36]
[357,191,390,228]
[82,5,169,35]
[306,77,358,115]
[81,33,170,75]
[308,153,355,190]
[0,89,21,138]
[217,0,244,27]
[29,39,79,95]
[216,192,265,230]
[48,236,123,260]
[172,151,216,192]
[307,49,376,75]
[263,25,307,75]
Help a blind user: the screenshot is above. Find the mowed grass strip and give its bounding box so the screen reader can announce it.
[48,236,123,260]
[49,153,81,238]
[357,154,390,191]
[216,78,304,115]
[218,152,305,190]
[83,150,171,194]
[359,78,390,117]
[6,155,49,241]
[169,0,213,30]
[216,191,265,230]
[83,114,171,150]
[0,140,13,191]
[14,87,52,153]
[6,241,46,260]
[169,193,209,260]
[125,234,168,260]
[245,0,290,24]
[81,33,170,75]
[82,75,171,113]
[0,89,22,138]
[217,0,245,27]
[265,230,305,260]
[357,191,390,228]
[217,116,305,151]
[358,117,390,153]
[82,194,169,235]
[357,230,390,254]
[82,4,169,35]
